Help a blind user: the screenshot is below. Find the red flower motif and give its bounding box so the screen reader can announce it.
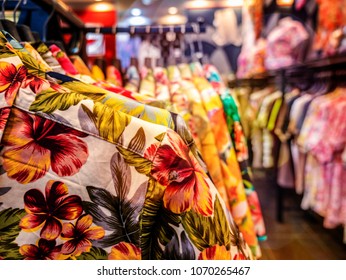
[22,74,50,94]
[61,214,105,257]
[144,130,213,216]
[0,107,10,132]
[198,245,231,260]
[0,61,27,105]
[20,180,83,240]
[19,238,64,260]
[2,108,89,184]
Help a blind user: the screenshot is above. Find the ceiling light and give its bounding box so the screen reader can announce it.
[168,7,178,15]
[142,0,153,5]
[158,15,187,25]
[89,3,114,12]
[277,0,294,6]
[128,16,151,26]
[131,8,142,17]
[186,0,244,9]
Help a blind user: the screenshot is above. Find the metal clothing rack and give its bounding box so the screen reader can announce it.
[84,22,206,35]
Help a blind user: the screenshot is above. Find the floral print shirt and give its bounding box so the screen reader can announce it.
[0,31,252,260]
[203,64,266,240]
[297,89,346,231]
[168,63,232,237]
[190,62,260,258]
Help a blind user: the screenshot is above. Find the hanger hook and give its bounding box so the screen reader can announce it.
[188,23,196,58]
[43,0,56,41]
[1,0,7,20]
[112,25,116,35]
[192,22,203,59]
[181,24,185,35]
[13,0,24,23]
[130,25,135,36]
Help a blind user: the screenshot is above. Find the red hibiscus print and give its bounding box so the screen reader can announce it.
[61,214,105,257]
[22,74,50,94]
[145,130,213,216]
[20,180,83,240]
[0,61,27,105]
[2,108,88,184]
[0,107,10,132]
[19,238,65,260]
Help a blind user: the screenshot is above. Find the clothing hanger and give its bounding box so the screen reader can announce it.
[143,25,152,69]
[188,24,198,63]
[129,26,139,70]
[166,25,177,66]
[14,0,35,43]
[194,23,203,63]
[1,0,21,41]
[176,24,188,64]
[42,0,56,42]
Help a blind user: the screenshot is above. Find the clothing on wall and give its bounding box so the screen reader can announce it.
[232,83,346,243]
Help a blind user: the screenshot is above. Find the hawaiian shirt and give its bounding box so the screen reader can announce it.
[203,64,267,241]
[190,62,260,258]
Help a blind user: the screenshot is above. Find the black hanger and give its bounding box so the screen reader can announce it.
[0,0,21,41]
[1,19,21,41]
[17,24,35,42]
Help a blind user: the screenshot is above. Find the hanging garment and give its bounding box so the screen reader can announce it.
[265,17,310,70]
[172,63,232,226]
[153,66,170,101]
[70,55,93,77]
[213,8,242,47]
[106,64,123,87]
[49,44,79,76]
[139,65,156,98]
[314,0,346,55]
[0,31,252,260]
[297,88,346,231]
[124,65,140,93]
[203,64,267,240]
[190,62,261,258]
[256,90,283,168]
[274,90,301,187]
[32,41,66,74]
[287,94,314,194]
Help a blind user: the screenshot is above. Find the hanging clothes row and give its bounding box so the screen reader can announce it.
[231,69,346,244]
[87,33,268,257]
[0,16,257,260]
